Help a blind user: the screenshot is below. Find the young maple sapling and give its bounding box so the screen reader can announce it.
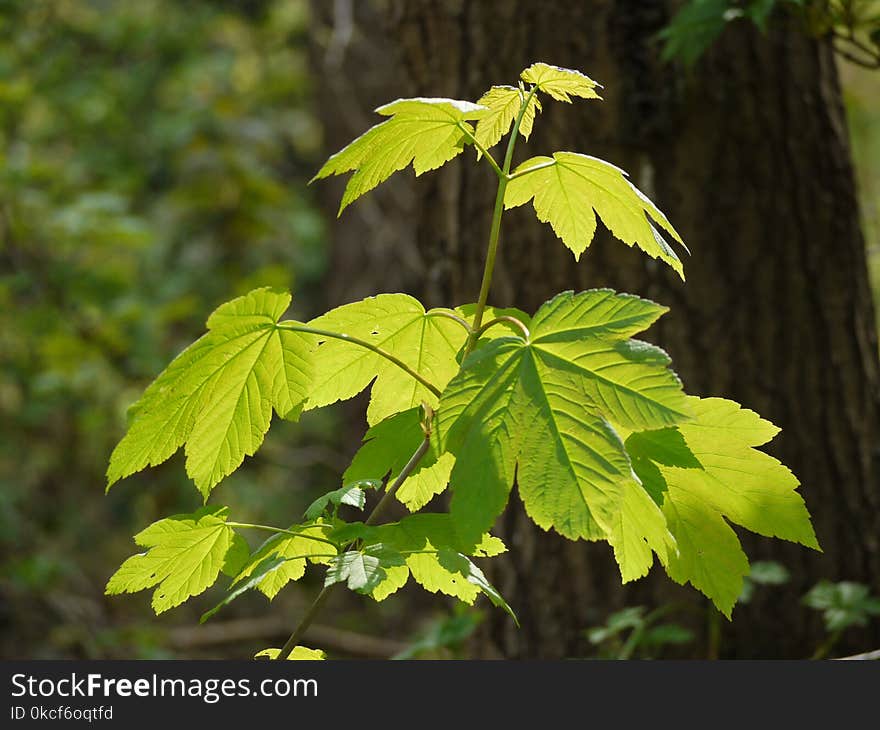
[105,63,819,660]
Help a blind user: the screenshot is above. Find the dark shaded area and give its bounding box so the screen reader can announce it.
[309,0,880,658]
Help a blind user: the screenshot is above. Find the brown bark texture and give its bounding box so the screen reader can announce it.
[309,0,880,658]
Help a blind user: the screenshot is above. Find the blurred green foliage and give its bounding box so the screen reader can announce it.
[393,606,483,660]
[661,1,880,68]
[804,580,880,632]
[588,568,880,659]
[586,605,695,660]
[841,62,880,311]
[0,0,877,661]
[0,0,334,658]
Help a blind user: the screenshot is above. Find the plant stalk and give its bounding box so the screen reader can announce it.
[365,437,430,526]
[465,86,537,355]
[275,437,430,659]
[277,86,536,661]
[275,585,335,660]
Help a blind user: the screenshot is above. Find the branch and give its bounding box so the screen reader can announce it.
[280,322,442,398]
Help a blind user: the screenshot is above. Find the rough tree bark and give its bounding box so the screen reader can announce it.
[309,0,880,658]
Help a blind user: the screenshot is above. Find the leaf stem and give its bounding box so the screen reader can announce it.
[427,309,473,333]
[507,159,556,181]
[279,322,442,398]
[456,123,504,179]
[465,85,538,356]
[365,436,431,526]
[275,437,431,659]
[476,316,530,341]
[226,522,339,550]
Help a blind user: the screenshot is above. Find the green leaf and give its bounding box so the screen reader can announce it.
[312,97,489,214]
[625,427,701,469]
[437,289,689,543]
[625,427,701,504]
[107,288,314,497]
[606,481,677,583]
[105,507,238,614]
[325,545,406,594]
[435,549,517,623]
[345,514,513,619]
[661,481,749,618]
[233,525,335,600]
[255,647,326,660]
[473,85,541,151]
[664,398,819,548]
[343,408,453,511]
[304,479,381,520]
[659,0,731,66]
[629,396,820,616]
[505,152,686,277]
[306,294,467,425]
[221,533,251,578]
[520,62,602,102]
[201,555,288,623]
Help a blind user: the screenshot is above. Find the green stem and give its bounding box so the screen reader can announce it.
[365,437,430,526]
[465,86,538,356]
[476,316,530,341]
[226,522,339,550]
[275,438,430,660]
[276,87,537,662]
[507,158,556,180]
[275,584,335,660]
[456,123,504,179]
[427,309,473,334]
[279,322,442,399]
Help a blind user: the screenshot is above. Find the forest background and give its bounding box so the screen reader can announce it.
[1,0,878,660]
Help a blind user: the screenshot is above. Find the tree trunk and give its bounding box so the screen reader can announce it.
[310,0,880,658]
